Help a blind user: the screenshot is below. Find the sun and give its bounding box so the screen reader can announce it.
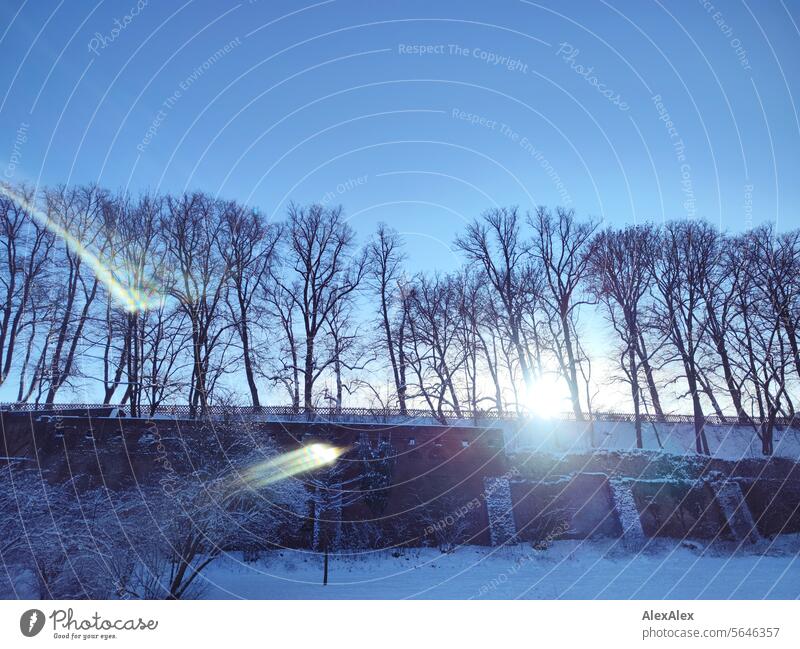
[525,375,568,419]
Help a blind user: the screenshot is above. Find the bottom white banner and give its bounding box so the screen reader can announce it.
[0,600,797,648]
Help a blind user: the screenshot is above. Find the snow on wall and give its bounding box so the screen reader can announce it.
[710,479,760,544]
[502,418,800,461]
[483,477,517,547]
[44,410,799,462]
[608,479,647,550]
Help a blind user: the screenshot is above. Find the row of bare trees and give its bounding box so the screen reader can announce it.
[2,182,798,452]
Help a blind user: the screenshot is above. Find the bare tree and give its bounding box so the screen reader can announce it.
[405,273,465,420]
[3,173,799,456]
[162,193,233,416]
[87,193,138,405]
[322,296,373,412]
[0,184,54,389]
[119,472,293,599]
[263,281,301,410]
[41,185,109,404]
[367,224,409,413]
[760,227,800,382]
[530,206,598,419]
[650,221,715,454]
[732,227,797,453]
[478,300,508,414]
[138,304,191,415]
[219,201,280,409]
[275,204,366,411]
[587,225,659,447]
[95,288,130,404]
[454,270,484,414]
[14,287,55,402]
[455,207,534,391]
[694,226,749,421]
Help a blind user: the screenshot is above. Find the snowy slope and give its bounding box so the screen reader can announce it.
[197,538,800,600]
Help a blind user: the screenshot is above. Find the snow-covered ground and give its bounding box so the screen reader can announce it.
[4,539,797,599]
[197,538,800,599]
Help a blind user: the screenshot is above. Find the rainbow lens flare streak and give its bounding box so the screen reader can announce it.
[239,444,344,488]
[0,183,163,313]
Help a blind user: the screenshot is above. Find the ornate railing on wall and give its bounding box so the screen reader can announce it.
[0,401,797,428]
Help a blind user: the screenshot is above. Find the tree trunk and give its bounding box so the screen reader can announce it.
[380,286,404,414]
[240,320,260,408]
[334,355,343,413]
[711,329,746,421]
[560,312,583,420]
[46,275,98,404]
[45,264,79,404]
[636,332,665,421]
[629,345,642,449]
[686,369,710,454]
[761,419,774,455]
[304,336,314,412]
[782,318,800,382]
[511,328,532,389]
[396,311,408,414]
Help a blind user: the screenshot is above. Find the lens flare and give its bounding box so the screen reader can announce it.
[239,443,344,488]
[525,375,568,419]
[0,183,163,312]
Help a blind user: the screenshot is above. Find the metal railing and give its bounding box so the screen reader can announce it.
[1,401,797,428]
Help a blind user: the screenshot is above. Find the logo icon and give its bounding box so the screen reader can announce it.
[20,609,45,637]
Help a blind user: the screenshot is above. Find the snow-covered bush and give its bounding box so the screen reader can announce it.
[106,448,307,599]
[357,438,395,516]
[0,467,120,598]
[0,434,309,599]
[413,491,480,553]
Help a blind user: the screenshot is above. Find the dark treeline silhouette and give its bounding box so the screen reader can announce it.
[1,182,798,453]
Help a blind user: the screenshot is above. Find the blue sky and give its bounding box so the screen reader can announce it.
[1,0,799,272]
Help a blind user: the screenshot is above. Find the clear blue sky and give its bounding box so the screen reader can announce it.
[1,0,799,271]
